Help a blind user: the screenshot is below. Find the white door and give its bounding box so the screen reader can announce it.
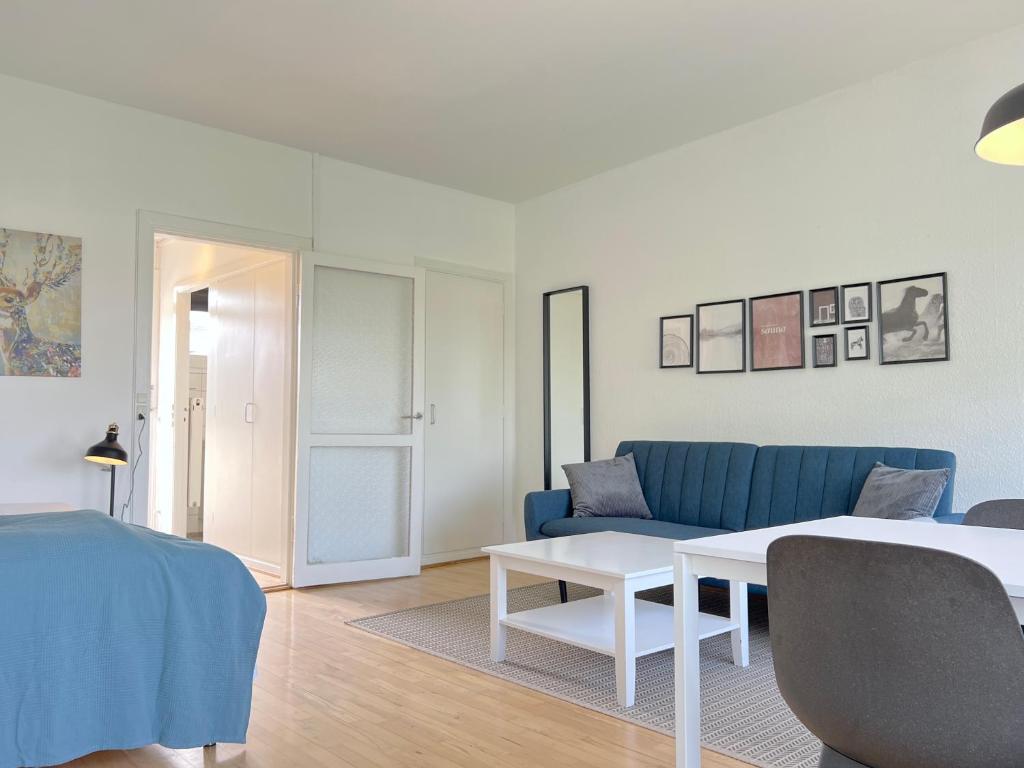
[423,271,504,563]
[170,292,192,536]
[205,270,256,555]
[204,260,291,576]
[249,259,291,574]
[293,252,425,587]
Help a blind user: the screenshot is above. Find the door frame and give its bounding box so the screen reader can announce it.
[133,211,311,584]
[416,258,516,548]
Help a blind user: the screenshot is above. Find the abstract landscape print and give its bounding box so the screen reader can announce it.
[877,273,948,364]
[696,299,745,373]
[0,228,82,377]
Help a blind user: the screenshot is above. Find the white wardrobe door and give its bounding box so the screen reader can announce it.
[205,271,255,557]
[250,259,290,572]
[424,271,504,560]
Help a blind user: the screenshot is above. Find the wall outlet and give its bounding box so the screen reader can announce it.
[134,391,150,420]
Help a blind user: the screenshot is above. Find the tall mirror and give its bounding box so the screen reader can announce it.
[543,286,590,489]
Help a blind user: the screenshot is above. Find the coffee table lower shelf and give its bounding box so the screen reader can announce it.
[501,595,736,657]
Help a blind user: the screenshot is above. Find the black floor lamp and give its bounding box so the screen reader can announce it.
[84,423,128,517]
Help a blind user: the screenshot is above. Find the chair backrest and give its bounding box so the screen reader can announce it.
[615,441,757,530]
[963,499,1024,529]
[767,535,1024,768]
[746,446,956,529]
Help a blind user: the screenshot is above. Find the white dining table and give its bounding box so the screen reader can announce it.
[673,516,1024,768]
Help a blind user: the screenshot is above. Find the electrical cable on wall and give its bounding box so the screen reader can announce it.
[120,413,147,522]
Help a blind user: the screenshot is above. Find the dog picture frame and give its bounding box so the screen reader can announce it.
[844,325,870,361]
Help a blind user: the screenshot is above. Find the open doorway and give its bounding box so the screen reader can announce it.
[149,234,295,591]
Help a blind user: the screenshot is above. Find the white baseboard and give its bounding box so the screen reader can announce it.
[422,546,489,566]
[237,554,281,577]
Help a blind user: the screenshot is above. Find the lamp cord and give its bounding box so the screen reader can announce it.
[120,414,147,522]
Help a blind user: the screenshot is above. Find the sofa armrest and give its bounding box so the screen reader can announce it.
[934,513,965,525]
[524,490,572,540]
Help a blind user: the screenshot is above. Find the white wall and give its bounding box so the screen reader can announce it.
[515,25,1024,521]
[0,73,515,520]
[315,156,515,272]
[0,74,311,514]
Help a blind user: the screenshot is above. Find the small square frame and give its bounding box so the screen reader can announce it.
[840,282,873,324]
[844,325,870,361]
[808,286,839,327]
[812,333,837,368]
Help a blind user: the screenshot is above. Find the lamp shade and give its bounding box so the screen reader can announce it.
[84,423,128,466]
[976,82,1024,165]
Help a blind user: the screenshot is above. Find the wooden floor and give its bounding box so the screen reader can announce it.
[63,559,751,768]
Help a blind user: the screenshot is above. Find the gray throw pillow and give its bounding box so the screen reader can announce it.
[562,453,653,519]
[852,462,951,521]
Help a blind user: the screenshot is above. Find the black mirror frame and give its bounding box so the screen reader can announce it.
[542,285,591,490]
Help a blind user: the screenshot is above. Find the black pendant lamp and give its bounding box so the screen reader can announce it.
[84,423,128,517]
[976,82,1024,165]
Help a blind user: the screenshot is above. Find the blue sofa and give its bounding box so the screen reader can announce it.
[525,441,959,592]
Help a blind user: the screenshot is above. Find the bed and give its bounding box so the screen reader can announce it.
[0,509,266,767]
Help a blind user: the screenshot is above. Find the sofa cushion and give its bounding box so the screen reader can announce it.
[852,462,951,521]
[539,515,726,540]
[615,441,758,531]
[745,446,956,529]
[562,453,652,519]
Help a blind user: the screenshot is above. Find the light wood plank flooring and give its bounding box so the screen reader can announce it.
[63,559,751,768]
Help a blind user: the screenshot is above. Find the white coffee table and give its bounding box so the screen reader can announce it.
[483,531,749,707]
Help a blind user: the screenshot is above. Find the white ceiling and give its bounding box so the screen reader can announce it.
[0,1,1021,201]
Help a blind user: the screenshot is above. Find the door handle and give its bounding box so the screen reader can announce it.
[401,412,424,421]
[430,404,436,425]
[244,402,255,423]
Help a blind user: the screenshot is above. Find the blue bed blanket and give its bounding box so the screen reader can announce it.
[0,511,266,768]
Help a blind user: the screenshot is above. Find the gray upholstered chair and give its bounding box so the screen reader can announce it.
[767,535,1024,768]
[963,499,1024,529]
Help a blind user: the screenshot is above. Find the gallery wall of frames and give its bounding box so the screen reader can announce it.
[659,272,948,373]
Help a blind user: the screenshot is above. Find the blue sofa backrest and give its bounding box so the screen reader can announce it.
[616,441,956,531]
[746,445,956,528]
[616,441,758,531]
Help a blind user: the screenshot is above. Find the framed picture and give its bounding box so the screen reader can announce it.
[812,334,837,368]
[0,228,82,377]
[696,299,746,374]
[808,286,838,327]
[844,325,870,360]
[749,291,805,371]
[877,273,948,365]
[841,282,872,324]
[659,314,693,368]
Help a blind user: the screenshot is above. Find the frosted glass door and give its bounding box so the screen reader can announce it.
[293,252,424,587]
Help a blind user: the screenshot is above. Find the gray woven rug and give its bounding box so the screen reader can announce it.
[350,582,822,768]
